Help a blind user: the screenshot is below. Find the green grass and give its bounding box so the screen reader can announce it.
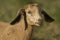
[0,0,60,40]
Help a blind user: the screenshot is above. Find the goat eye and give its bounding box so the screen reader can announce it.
[28,11,32,14]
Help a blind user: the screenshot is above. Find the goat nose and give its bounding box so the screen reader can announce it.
[38,19,42,22]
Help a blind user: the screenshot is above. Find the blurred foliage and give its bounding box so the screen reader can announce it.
[0,0,60,40]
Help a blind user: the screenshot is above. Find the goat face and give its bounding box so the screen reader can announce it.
[25,3,42,26]
[10,3,54,30]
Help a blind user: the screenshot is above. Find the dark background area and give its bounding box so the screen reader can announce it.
[0,0,60,40]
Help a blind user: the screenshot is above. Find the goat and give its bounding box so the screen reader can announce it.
[0,3,54,40]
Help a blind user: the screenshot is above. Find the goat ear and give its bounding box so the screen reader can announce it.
[10,9,23,25]
[41,9,54,23]
[23,10,28,30]
[10,9,28,30]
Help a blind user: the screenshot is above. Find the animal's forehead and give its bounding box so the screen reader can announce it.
[24,3,39,10]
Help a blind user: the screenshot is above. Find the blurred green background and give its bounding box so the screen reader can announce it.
[0,0,60,40]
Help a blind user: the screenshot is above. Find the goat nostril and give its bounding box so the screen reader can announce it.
[38,19,42,22]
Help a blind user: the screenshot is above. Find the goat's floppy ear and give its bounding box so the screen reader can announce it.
[10,9,28,30]
[23,9,28,30]
[10,9,24,25]
[41,9,54,23]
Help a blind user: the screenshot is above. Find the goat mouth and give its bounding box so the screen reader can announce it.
[35,21,41,24]
[35,22,41,26]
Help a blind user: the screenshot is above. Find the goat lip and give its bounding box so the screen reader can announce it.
[35,22,40,24]
[35,22,41,26]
